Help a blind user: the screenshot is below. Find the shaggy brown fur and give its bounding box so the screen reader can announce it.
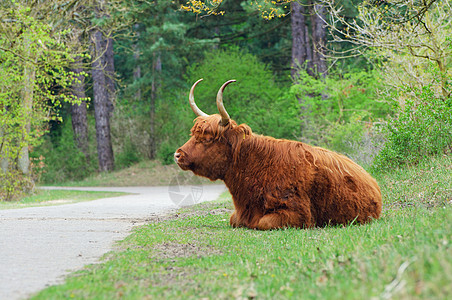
[175,114,382,230]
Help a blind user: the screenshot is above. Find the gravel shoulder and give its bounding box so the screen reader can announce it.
[0,184,226,300]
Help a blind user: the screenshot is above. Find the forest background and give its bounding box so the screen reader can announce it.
[0,0,451,200]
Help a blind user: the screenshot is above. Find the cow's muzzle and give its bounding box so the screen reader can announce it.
[174,151,182,164]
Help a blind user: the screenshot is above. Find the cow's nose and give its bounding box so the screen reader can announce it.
[174,151,181,162]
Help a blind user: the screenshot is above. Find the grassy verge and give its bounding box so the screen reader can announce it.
[55,160,212,187]
[32,156,452,299]
[0,189,128,210]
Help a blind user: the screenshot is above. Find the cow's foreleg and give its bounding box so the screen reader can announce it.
[257,209,312,230]
[230,211,239,227]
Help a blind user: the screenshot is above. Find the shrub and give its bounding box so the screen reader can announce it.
[112,77,195,166]
[0,4,79,198]
[186,47,300,139]
[157,140,177,166]
[0,169,34,201]
[110,102,151,164]
[115,137,142,169]
[291,68,388,165]
[373,85,452,171]
[31,117,97,184]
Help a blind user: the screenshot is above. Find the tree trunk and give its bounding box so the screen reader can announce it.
[70,57,90,162]
[310,1,327,77]
[91,29,114,172]
[291,1,312,79]
[18,50,35,175]
[149,52,161,159]
[133,24,141,102]
[0,127,8,173]
[292,1,323,137]
[305,22,314,75]
[103,35,115,117]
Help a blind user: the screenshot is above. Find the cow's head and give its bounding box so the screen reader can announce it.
[175,79,249,180]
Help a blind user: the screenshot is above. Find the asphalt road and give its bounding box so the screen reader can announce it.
[0,184,226,300]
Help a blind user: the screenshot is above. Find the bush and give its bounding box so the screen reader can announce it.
[291,68,388,164]
[186,47,300,139]
[373,85,452,171]
[154,93,195,165]
[0,169,34,201]
[31,117,97,184]
[157,141,177,165]
[110,102,151,167]
[115,137,142,169]
[112,75,195,166]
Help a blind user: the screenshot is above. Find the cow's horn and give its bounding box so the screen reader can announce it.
[217,79,236,126]
[189,79,208,117]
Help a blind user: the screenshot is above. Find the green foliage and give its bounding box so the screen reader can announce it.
[0,2,78,199]
[112,0,217,165]
[110,91,194,166]
[153,94,195,165]
[115,137,142,169]
[32,118,97,184]
[8,0,449,187]
[0,170,34,202]
[368,1,452,171]
[157,141,178,166]
[373,86,452,171]
[292,68,388,164]
[187,47,300,139]
[109,100,150,165]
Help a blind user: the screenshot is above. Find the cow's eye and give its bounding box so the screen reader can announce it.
[203,138,212,144]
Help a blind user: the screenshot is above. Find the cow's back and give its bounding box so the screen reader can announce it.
[299,144,382,225]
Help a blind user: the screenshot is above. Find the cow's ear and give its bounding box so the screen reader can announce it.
[236,124,252,138]
[224,124,251,149]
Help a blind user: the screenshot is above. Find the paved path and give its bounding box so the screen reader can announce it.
[0,184,226,300]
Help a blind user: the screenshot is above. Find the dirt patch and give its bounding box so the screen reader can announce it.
[383,198,452,211]
[120,207,229,289]
[152,242,222,260]
[142,207,232,260]
[137,265,201,293]
[130,205,232,260]
[156,207,233,223]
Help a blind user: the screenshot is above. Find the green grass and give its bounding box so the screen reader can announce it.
[32,156,452,299]
[375,155,452,209]
[0,189,128,210]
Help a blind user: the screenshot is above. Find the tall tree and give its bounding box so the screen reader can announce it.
[291,1,312,78]
[132,24,142,102]
[149,52,161,159]
[70,56,90,162]
[289,1,328,137]
[290,1,327,79]
[88,0,118,172]
[62,0,124,172]
[0,1,78,199]
[91,27,115,172]
[17,36,37,175]
[103,35,116,117]
[181,0,327,78]
[309,1,327,76]
[114,0,220,160]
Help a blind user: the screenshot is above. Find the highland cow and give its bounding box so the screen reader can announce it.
[174,79,382,230]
